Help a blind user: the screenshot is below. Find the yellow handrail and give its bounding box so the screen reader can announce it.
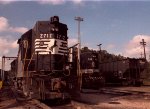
[0,81,3,89]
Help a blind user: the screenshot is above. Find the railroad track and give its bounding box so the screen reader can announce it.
[0,85,76,109]
[23,99,80,109]
[1,85,150,109]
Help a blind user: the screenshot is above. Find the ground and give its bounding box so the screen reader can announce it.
[0,86,150,109]
[71,93,150,109]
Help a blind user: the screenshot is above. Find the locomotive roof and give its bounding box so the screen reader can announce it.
[34,20,68,29]
[100,58,146,64]
[81,51,98,54]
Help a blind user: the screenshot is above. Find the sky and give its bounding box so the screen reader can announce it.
[1,0,150,69]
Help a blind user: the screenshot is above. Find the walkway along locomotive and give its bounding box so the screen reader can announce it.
[11,16,72,100]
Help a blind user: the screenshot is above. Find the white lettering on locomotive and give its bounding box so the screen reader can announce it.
[40,33,66,41]
[35,38,67,55]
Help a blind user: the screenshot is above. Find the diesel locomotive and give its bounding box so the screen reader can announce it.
[11,16,72,100]
[80,52,104,89]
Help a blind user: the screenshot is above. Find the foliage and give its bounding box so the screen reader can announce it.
[81,46,126,63]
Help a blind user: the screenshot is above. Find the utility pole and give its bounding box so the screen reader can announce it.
[97,44,102,61]
[75,16,83,91]
[97,44,102,73]
[140,39,146,60]
[140,52,143,58]
[97,44,102,52]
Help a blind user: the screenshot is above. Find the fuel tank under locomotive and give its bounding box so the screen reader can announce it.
[12,16,70,100]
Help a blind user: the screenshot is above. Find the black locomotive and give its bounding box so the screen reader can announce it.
[11,16,71,100]
[80,52,104,89]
